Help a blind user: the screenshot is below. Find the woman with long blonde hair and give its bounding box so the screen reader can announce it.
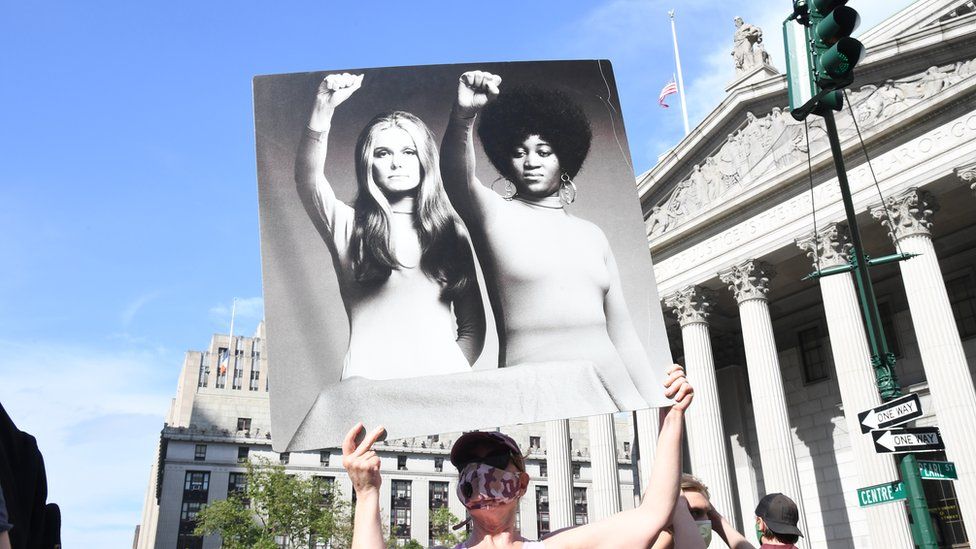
[295,73,485,380]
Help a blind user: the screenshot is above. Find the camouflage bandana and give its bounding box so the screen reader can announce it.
[456,463,523,509]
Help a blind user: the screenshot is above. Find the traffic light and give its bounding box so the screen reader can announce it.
[783,0,864,118]
[809,0,865,88]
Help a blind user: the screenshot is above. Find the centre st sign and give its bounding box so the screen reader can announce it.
[858,393,923,434]
[857,481,905,507]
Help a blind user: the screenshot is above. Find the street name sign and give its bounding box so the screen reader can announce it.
[858,393,923,433]
[872,427,945,454]
[857,481,905,507]
[918,460,958,481]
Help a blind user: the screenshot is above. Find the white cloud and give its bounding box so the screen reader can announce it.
[0,338,176,547]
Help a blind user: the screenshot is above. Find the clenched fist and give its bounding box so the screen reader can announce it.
[455,70,502,118]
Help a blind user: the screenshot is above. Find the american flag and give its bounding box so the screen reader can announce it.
[659,79,678,108]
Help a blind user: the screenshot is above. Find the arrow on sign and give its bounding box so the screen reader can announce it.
[872,427,945,454]
[858,393,923,434]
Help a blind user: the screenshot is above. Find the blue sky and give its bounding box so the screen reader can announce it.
[0,1,913,546]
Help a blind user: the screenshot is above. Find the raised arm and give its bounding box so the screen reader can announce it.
[707,505,756,549]
[440,71,502,221]
[295,73,362,235]
[342,423,387,549]
[545,366,694,549]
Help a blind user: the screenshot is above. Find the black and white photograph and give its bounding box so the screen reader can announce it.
[255,60,673,451]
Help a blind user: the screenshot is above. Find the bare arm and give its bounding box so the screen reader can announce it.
[342,423,387,549]
[708,506,756,549]
[295,73,361,236]
[545,367,694,549]
[440,71,503,222]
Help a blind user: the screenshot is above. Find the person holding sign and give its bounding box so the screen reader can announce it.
[342,364,694,549]
[296,73,485,381]
[439,70,648,410]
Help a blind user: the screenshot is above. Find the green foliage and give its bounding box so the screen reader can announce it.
[194,457,353,549]
[428,506,464,547]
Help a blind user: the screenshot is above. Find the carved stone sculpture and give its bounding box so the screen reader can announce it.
[732,17,772,75]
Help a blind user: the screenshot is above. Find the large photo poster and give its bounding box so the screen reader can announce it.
[255,60,672,451]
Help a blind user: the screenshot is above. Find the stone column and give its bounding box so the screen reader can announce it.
[545,419,575,529]
[718,260,810,549]
[871,188,976,542]
[588,415,622,520]
[796,224,913,547]
[664,286,738,526]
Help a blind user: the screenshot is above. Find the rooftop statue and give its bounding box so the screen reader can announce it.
[732,16,772,75]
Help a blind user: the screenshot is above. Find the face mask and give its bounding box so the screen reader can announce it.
[756,524,765,543]
[457,462,522,509]
[695,519,712,546]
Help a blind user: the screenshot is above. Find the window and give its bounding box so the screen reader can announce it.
[540,462,548,478]
[216,347,228,389]
[919,450,968,545]
[572,463,581,479]
[249,361,260,391]
[798,326,829,383]
[623,441,631,455]
[391,480,412,540]
[320,450,330,466]
[428,434,439,443]
[237,417,251,432]
[529,436,540,450]
[434,457,444,472]
[183,471,210,493]
[878,300,903,358]
[315,476,336,506]
[573,487,588,526]
[947,274,976,338]
[181,501,205,521]
[232,359,244,390]
[536,486,550,536]
[194,444,207,461]
[228,472,247,495]
[238,446,249,463]
[197,355,209,388]
[397,455,408,471]
[279,452,290,465]
[429,481,449,509]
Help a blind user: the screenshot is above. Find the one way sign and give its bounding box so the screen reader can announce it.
[858,393,923,434]
[872,427,945,454]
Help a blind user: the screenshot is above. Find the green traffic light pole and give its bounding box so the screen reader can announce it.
[814,107,939,548]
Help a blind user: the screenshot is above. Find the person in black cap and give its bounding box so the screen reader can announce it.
[754,493,803,548]
[342,364,695,549]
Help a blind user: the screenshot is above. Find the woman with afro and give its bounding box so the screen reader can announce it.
[440,70,648,410]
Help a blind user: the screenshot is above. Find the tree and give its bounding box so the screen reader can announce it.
[428,507,464,548]
[194,457,353,549]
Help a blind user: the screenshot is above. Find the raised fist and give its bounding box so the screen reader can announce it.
[456,70,502,117]
[317,73,364,109]
[664,363,694,412]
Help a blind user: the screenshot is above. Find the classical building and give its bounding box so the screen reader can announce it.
[640,0,976,547]
[134,324,640,549]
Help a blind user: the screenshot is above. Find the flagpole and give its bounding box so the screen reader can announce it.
[228,297,237,348]
[669,9,691,135]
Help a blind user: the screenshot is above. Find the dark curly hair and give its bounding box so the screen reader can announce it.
[477,86,593,181]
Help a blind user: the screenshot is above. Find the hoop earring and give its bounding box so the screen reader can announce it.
[491,176,518,200]
[559,173,577,205]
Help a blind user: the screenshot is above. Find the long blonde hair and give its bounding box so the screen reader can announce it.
[351,111,473,297]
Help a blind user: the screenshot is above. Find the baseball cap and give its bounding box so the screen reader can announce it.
[450,431,524,471]
[755,493,803,537]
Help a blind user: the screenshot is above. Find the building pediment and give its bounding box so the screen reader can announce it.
[858,0,975,48]
[645,56,976,255]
